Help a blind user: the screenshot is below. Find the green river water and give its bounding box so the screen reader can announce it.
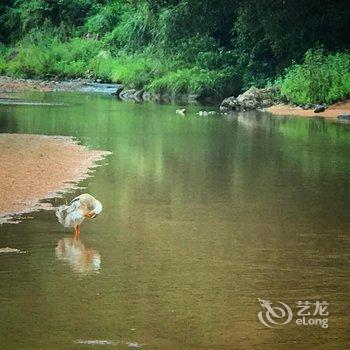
[0,92,349,349]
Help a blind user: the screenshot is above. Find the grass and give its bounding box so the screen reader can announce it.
[2,36,102,78]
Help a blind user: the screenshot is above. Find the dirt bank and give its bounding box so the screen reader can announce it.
[0,134,110,224]
[267,100,350,118]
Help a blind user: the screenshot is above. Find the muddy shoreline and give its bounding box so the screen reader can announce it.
[0,134,110,224]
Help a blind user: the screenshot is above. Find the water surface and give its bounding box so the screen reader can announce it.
[0,92,349,349]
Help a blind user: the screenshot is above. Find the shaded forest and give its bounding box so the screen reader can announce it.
[0,0,349,103]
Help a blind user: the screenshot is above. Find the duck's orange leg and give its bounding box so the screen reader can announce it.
[73,225,79,240]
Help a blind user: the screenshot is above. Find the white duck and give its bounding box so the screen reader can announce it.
[55,193,102,239]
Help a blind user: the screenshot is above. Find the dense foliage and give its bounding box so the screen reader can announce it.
[277,49,350,105]
[0,0,349,102]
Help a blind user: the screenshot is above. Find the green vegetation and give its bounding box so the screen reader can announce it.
[277,49,350,104]
[0,0,349,103]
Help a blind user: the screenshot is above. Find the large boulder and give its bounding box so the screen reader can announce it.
[314,104,326,113]
[220,86,279,112]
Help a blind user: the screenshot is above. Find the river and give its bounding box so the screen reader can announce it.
[0,91,349,349]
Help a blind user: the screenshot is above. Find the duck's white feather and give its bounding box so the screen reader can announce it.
[55,202,85,228]
[55,193,102,228]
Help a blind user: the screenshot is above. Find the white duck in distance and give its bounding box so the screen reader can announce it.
[55,194,102,239]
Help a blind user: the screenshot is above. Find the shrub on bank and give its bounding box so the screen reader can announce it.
[89,53,163,88]
[277,49,350,104]
[147,66,241,99]
[1,33,101,78]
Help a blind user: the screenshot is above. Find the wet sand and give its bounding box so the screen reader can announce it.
[0,134,109,224]
[267,100,350,118]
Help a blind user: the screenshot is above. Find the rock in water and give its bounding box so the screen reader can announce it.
[134,90,144,101]
[119,89,136,100]
[111,84,124,98]
[175,108,186,115]
[314,104,326,113]
[0,247,24,254]
[337,113,350,122]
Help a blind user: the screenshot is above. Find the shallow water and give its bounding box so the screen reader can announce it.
[0,92,349,349]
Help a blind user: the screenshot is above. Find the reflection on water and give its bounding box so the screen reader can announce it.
[0,92,349,349]
[55,237,101,274]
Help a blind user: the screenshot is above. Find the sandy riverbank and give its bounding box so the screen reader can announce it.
[267,100,350,118]
[0,134,110,224]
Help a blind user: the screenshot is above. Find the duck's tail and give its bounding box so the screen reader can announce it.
[55,205,71,228]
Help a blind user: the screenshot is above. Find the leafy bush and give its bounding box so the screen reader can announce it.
[1,32,101,78]
[0,43,8,72]
[12,0,95,34]
[84,2,126,35]
[103,3,153,52]
[147,66,241,98]
[277,49,350,104]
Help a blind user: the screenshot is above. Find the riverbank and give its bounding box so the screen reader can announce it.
[0,134,109,224]
[0,75,88,92]
[267,101,350,118]
[0,75,121,95]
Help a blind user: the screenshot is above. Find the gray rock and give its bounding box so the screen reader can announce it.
[111,84,124,98]
[188,94,199,104]
[314,104,326,113]
[152,93,162,102]
[261,99,273,108]
[337,113,350,122]
[134,89,144,101]
[220,86,278,111]
[142,91,152,101]
[197,110,216,117]
[301,103,313,110]
[220,105,229,112]
[160,94,171,103]
[178,94,190,104]
[119,89,136,100]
